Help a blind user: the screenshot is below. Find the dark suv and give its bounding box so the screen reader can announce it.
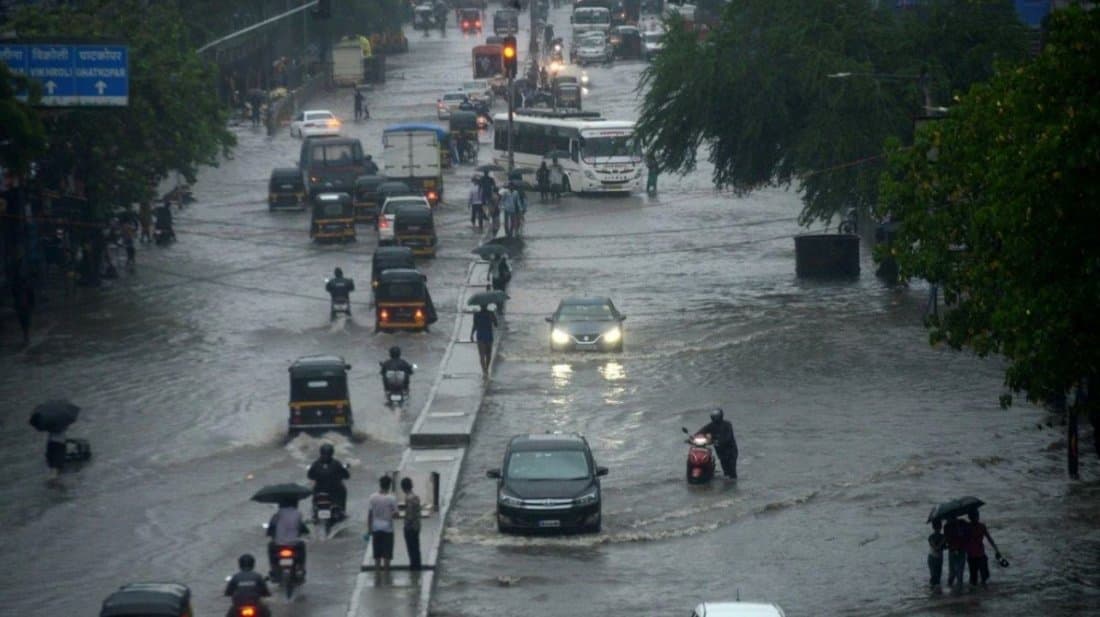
[487,433,608,534]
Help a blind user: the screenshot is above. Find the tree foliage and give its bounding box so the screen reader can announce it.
[636,0,1026,225]
[0,61,46,176]
[878,6,1100,408]
[10,0,235,214]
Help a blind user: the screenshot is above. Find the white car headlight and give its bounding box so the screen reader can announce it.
[498,492,523,507]
[551,328,572,345]
[574,488,599,506]
[603,327,622,343]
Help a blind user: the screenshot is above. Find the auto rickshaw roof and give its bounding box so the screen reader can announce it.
[355,174,388,188]
[383,123,448,140]
[100,582,191,617]
[373,246,416,262]
[378,268,427,284]
[290,355,350,377]
[271,167,303,180]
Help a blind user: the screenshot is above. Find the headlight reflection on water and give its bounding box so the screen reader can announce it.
[600,361,625,381]
[551,363,573,388]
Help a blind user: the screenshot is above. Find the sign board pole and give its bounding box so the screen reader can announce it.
[506,74,514,172]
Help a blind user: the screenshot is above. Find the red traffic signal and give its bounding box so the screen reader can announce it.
[502,35,518,78]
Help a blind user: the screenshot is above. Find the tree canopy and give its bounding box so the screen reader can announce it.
[0,61,46,177]
[878,6,1100,409]
[636,0,1027,225]
[9,0,235,214]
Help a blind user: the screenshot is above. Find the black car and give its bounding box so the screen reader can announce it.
[487,433,608,534]
[100,582,192,617]
[546,297,627,352]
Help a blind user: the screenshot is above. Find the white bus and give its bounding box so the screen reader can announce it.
[571,7,612,34]
[493,110,643,194]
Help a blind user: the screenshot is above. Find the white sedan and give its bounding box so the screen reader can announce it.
[290,110,342,138]
[462,80,494,106]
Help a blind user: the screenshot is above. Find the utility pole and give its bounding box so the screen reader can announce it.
[502,35,518,172]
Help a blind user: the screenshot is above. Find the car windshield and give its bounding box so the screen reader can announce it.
[557,302,616,321]
[506,449,590,481]
[291,376,347,401]
[311,143,356,166]
[385,199,425,213]
[306,112,334,121]
[581,135,641,161]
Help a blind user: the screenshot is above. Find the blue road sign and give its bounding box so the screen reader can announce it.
[0,43,129,107]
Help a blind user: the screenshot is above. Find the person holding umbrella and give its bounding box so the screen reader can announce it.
[251,483,312,582]
[30,399,82,482]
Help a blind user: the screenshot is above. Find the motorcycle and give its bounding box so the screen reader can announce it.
[311,489,346,536]
[380,363,415,405]
[226,600,267,617]
[330,296,351,320]
[271,544,304,599]
[681,427,715,484]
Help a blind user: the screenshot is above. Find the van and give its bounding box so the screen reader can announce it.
[299,136,369,201]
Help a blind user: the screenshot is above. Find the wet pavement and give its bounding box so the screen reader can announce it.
[2,5,1098,617]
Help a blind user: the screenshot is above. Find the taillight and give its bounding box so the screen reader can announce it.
[379,218,389,228]
[415,309,424,321]
[475,20,481,27]
[380,309,390,321]
[463,21,469,27]
[279,548,294,558]
[240,607,257,617]
[427,191,437,201]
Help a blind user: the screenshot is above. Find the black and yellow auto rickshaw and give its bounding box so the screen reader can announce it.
[553,76,582,109]
[310,192,356,242]
[393,204,438,257]
[353,174,387,224]
[288,355,354,434]
[449,110,480,164]
[269,167,306,211]
[371,246,417,290]
[375,268,438,333]
[458,7,482,33]
[612,25,643,59]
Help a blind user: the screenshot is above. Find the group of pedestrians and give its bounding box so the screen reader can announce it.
[467,170,528,238]
[367,474,423,571]
[927,510,1003,588]
[535,159,565,202]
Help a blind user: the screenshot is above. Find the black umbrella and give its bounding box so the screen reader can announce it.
[468,290,508,307]
[927,496,985,523]
[476,163,505,173]
[251,483,313,505]
[29,399,81,433]
[472,244,508,259]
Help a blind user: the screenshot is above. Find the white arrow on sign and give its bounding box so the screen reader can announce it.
[45,80,56,95]
[95,80,107,95]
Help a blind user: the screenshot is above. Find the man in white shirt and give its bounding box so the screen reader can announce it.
[367,475,399,570]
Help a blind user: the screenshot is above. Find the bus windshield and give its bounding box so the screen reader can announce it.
[573,8,610,24]
[581,135,639,162]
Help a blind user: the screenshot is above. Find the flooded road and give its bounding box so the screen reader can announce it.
[431,7,1100,617]
[0,23,484,617]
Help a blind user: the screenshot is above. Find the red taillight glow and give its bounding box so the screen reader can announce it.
[240,607,257,617]
[427,191,437,201]
[415,309,424,321]
[380,309,390,321]
[379,218,389,228]
[462,21,469,27]
[475,20,481,27]
[279,548,294,558]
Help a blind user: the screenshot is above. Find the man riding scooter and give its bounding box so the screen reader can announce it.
[326,267,355,319]
[266,500,309,582]
[307,443,350,521]
[224,553,271,617]
[697,407,738,478]
[380,346,414,399]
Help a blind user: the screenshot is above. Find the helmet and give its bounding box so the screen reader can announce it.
[389,346,401,359]
[238,553,256,570]
[320,443,335,459]
[710,408,724,422]
[334,267,343,278]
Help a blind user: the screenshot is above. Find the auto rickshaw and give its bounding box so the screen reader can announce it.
[371,245,417,290]
[100,582,193,617]
[288,355,354,434]
[458,8,482,33]
[269,167,306,211]
[553,77,582,109]
[612,25,643,59]
[449,110,480,164]
[375,268,438,333]
[493,8,518,35]
[393,204,438,257]
[353,174,387,224]
[310,192,356,242]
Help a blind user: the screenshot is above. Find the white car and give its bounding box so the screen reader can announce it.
[290,110,341,138]
[691,602,786,617]
[575,37,612,65]
[462,80,494,106]
[643,30,664,59]
[437,91,469,120]
[378,195,430,243]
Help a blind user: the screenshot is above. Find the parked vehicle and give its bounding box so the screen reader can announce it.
[382,125,445,205]
[287,355,353,434]
[269,167,306,211]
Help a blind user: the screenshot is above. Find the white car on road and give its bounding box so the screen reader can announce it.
[290,110,342,138]
[437,91,469,120]
[378,195,431,243]
[462,80,494,106]
[690,602,786,617]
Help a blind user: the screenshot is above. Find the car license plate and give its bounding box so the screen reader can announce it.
[318,509,332,520]
[279,558,294,566]
[538,520,560,528]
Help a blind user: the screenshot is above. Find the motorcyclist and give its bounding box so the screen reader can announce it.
[307,443,350,518]
[266,501,309,582]
[363,154,380,175]
[326,267,355,315]
[697,408,738,478]
[154,200,176,242]
[380,346,415,394]
[224,553,271,617]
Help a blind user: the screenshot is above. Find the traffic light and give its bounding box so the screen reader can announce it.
[502,35,518,79]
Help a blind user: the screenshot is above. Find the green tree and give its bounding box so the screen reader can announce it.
[878,6,1100,457]
[10,0,235,215]
[0,61,46,176]
[636,0,1025,225]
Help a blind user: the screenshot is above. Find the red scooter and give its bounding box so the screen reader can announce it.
[682,427,715,484]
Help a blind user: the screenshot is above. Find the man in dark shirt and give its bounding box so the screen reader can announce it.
[363,155,379,175]
[326,267,355,300]
[380,346,415,393]
[225,553,271,616]
[307,443,350,516]
[471,305,498,376]
[697,408,738,478]
[944,516,969,586]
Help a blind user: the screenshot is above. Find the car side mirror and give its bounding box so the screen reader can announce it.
[596,466,609,477]
[486,468,501,479]
[545,316,553,323]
